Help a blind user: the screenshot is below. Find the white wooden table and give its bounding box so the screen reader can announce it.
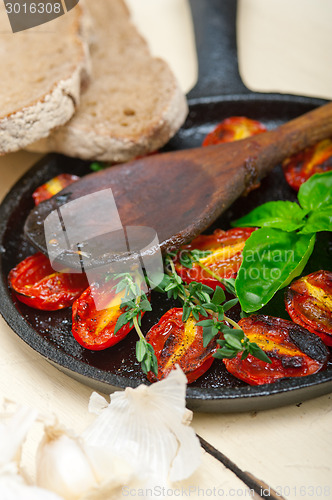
[0,1,331,498]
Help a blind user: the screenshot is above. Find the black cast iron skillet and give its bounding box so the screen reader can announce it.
[0,0,331,412]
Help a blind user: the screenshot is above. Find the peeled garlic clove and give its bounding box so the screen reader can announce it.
[83,444,133,486]
[36,426,97,500]
[79,447,135,500]
[36,424,134,500]
[83,366,202,483]
[0,404,37,467]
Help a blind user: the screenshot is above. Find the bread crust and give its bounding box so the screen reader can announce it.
[27,0,188,162]
[0,4,90,154]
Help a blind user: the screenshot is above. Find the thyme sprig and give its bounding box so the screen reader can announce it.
[112,272,158,376]
[111,252,271,379]
[164,255,271,363]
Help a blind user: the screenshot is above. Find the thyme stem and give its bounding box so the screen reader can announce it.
[195,260,223,283]
[132,272,147,341]
[133,315,145,341]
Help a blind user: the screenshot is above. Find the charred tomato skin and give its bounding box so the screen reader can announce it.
[202,116,267,147]
[282,138,332,191]
[8,252,88,311]
[146,308,219,384]
[32,173,79,205]
[174,227,256,289]
[72,283,134,350]
[223,315,328,386]
[285,270,332,346]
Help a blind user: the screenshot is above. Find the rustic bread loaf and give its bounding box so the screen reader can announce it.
[28,0,188,162]
[0,3,89,155]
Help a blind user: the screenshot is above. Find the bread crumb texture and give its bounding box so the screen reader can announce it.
[28,0,188,162]
[0,3,89,153]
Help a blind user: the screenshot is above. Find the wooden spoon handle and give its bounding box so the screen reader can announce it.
[187,101,332,235]
[194,101,332,193]
[255,100,332,176]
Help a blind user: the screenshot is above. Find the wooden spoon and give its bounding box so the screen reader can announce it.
[25,102,332,269]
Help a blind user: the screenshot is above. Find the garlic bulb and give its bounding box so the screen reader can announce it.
[35,424,133,500]
[0,463,63,500]
[0,402,37,467]
[84,366,202,483]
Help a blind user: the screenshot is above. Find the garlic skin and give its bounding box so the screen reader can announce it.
[0,404,37,467]
[84,366,202,483]
[36,424,133,500]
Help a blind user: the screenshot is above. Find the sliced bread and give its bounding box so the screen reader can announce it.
[0,3,89,154]
[27,0,188,163]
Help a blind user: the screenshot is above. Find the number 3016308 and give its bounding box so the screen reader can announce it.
[5,3,62,14]
[274,485,330,497]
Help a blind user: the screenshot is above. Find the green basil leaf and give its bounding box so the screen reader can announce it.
[298,171,332,211]
[300,206,332,234]
[235,228,316,313]
[232,201,306,231]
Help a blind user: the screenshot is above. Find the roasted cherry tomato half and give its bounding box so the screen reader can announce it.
[223,315,328,385]
[146,308,220,383]
[174,227,256,289]
[282,138,332,191]
[8,252,88,311]
[285,270,332,346]
[202,116,267,146]
[72,283,137,350]
[32,173,79,205]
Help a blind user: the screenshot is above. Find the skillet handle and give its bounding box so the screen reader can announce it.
[187,0,252,100]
